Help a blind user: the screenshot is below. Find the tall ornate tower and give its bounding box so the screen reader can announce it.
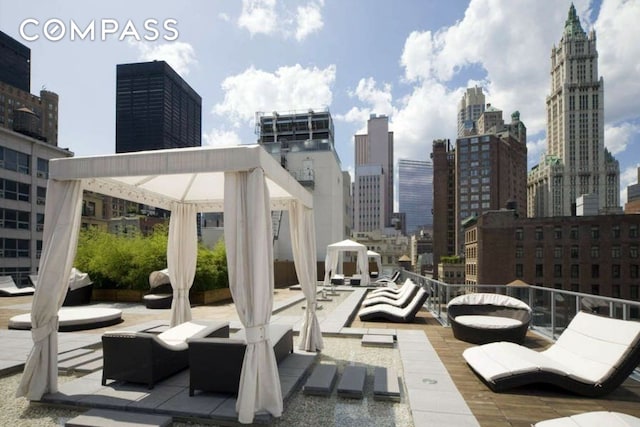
[527,4,620,217]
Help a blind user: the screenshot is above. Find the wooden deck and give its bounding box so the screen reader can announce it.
[354,310,640,427]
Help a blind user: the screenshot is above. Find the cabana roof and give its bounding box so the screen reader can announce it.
[49,144,313,212]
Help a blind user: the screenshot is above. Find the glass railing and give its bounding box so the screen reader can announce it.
[400,270,640,342]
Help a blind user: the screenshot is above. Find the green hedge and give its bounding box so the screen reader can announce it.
[75,225,228,291]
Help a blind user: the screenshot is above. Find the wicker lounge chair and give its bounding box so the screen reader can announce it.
[358,287,428,323]
[373,270,401,287]
[143,269,173,309]
[102,320,229,389]
[29,269,94,305]
[188,323,293,396]
[362,280,418,308]
[447,293,532,344]
[463,311,640,397]
[0,276,35,296]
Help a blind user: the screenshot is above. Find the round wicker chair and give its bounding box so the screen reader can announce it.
[447,293,532,344]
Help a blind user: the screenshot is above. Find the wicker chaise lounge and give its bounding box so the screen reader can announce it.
[188,323,293,396]
[358,287,428,323]
[448,293,532,344]
[463,311,640,397]
[102,320,229,389]
[362,280,418,308]
[143,269,173,309]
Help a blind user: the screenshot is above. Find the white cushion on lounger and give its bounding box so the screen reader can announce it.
[455,315,523,329]
[363,281,417,307]
[448,292,531,311]
[370,278,413,296]
[156,320,227,350]
[463,341,572,382]
[535,411,640,427]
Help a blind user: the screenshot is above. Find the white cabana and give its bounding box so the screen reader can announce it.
[323,239,369,287]
[16,145,319,424]
[367,250,382,276]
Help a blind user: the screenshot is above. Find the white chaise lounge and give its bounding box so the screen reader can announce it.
[0,275,34,296]
[463,311,640,397]
[362,280,419,308]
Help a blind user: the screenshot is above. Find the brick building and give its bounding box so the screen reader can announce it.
[464,210,640,301]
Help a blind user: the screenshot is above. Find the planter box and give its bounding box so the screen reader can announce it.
[191,287,232,305]
[92,289,144,303]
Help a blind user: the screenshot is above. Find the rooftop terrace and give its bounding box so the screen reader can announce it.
[1,278,640,426]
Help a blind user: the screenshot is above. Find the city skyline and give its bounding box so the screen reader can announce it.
[0,0,638,206]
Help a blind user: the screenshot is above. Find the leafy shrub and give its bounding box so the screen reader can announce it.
[75,224,228,291]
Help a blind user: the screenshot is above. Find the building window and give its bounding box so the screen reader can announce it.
[554,246,563,258]
[571,245,579,258]
[612,285,621,298]
[630,245,638,259]
[631,264,639,279]
[554,264,562,278]
[515,264,523,278]
[612,246,621,258]
[536,246,543,259]
[535,264,543,278]
[571,264,579,278]
[591,225,599,239]
[554,227,562,239]
[591,245,599,258]
[630,224,638,238]
[591,264,599,278]
[515,246,523,258]
[535,227,543,240]
[612,264,621,279]
[515,228,523,240]
[570,226,579,239]
[591,284,600,295]
[631,285,639,300]
[611,225,620,239]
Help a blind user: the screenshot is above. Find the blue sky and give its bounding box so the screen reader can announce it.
[1,0,639,204]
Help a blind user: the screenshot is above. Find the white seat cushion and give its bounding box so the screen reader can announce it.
[535,411,640,427]
[157,320,227,350]
[455,315,522,329]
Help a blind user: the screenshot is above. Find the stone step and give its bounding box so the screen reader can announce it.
[337,365,366,399]
[302,363,337,396]
[59,349,103,371]
[65,408,172,427]
[373,366,401,401]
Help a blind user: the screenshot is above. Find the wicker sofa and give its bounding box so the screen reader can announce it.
[188,323,293,396]
[447,293,532,344]
[102,320,229,389]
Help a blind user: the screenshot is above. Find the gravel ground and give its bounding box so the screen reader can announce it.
[0,337,413,426]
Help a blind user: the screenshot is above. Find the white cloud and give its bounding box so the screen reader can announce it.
[237,0,324,41]
[605,122,640,155]
[218,12,231,22]
[237,0,277,37]
[526,137,547,168]
[295,1,324,41]
[131,41,197,76]
[595,0,640,123]
[213,64,336,127]
[203,128,243,146]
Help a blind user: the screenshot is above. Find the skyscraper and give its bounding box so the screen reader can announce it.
[398,159,433,235]
[431,139,455,280]
[457,86,485,137]
[353,114,394,232]
[116,61,201,153]
[527,4,620,217]
[0,31,30,93]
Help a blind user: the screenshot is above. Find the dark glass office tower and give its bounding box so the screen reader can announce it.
[0,31,30,92]
[116,61,201,153]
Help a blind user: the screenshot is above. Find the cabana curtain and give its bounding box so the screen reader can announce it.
[17,179,83,399]
[288,200,323,352]
[224,169,282,424]
[168,202,198,327]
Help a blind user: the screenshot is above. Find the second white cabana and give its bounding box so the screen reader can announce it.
[16,145,320,424]
[323,239,370,287]
[367,250,382,276]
